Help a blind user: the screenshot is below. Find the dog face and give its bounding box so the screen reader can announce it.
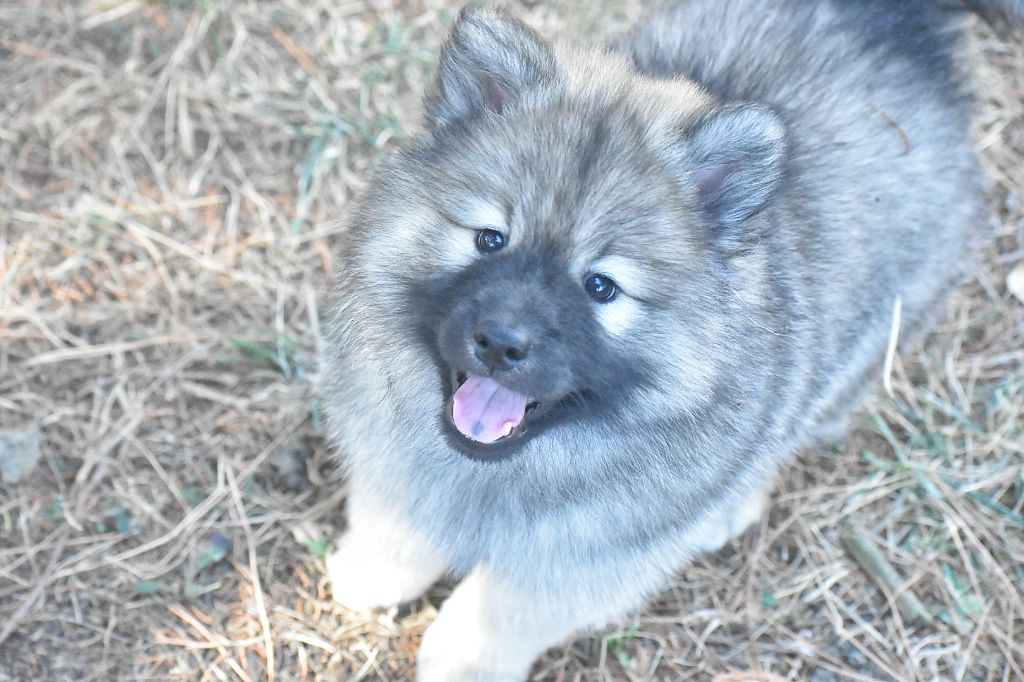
[346,8,787,457]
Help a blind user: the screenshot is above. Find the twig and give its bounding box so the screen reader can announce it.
[840,525,933,626]
[226,460,276,682]
[24,334,189,367]
[0,527,71,648]
[866,100,912,155]
[882,296,902,399]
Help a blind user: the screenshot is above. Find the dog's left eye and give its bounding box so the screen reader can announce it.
[475,229,506,253]
[584,274,618,302]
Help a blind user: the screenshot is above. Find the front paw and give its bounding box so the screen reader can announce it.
[417,614,529,682]
[326,542,427,613]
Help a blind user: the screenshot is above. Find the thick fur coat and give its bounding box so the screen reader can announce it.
[320,1,1006,678]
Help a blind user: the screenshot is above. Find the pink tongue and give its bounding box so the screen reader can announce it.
[452,375,529,444]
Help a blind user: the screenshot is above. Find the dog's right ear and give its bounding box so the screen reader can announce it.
[425,7,555,129]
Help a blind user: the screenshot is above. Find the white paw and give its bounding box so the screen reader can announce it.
[326,536,439,613]
[687,485,769,555]
[417,615,529,682]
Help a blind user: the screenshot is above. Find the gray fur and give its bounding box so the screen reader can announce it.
[684,104,788,226]
[321,1,1000,678]
[425,9,556,128]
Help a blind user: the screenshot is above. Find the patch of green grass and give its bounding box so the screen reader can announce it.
[384,21,410,56]
[136,580,173,595]
[205,19,222,60]
[230,336,307,381]
[943,477,1024,529]
[290,106,406,232]
[42,496,64,522]
[304,538,330,562]
[190,532,232,579]
[293,117,348,233]
[868,416,943,501]
[165,0,214,12]
[987,376,1024,410]
[179,487,204,506]
[861,449,909,475]
[942,564,986,622]
[309,397,325,433]
[607,624,639,668]
[115,507,134,534]
[915,391,984,434]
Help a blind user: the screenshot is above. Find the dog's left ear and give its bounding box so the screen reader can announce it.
[425,7,555,129]
[683,104,788,228]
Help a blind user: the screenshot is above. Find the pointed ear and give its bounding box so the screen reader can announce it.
[425,7,555,129]
[684,104,788,226]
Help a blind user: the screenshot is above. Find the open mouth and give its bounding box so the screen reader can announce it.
[447,370,543,446]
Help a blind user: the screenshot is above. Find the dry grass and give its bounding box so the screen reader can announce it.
[1,1,1022,680]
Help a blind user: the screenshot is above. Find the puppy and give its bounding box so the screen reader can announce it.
[321,1,1014,678]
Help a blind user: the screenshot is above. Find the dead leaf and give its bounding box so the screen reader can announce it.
[0,427,42,483]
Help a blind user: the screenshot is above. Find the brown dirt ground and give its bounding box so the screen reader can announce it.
[1,1,1022,680]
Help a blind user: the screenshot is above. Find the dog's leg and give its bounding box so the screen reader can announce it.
[415,480,775,680]
[685,482,771,555]
[417,563,650,682]
[327,494,448,613]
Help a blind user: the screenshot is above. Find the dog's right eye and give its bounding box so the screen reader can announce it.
[475,229,506,253]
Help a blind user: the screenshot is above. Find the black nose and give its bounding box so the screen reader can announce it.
[473,319,530,370]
